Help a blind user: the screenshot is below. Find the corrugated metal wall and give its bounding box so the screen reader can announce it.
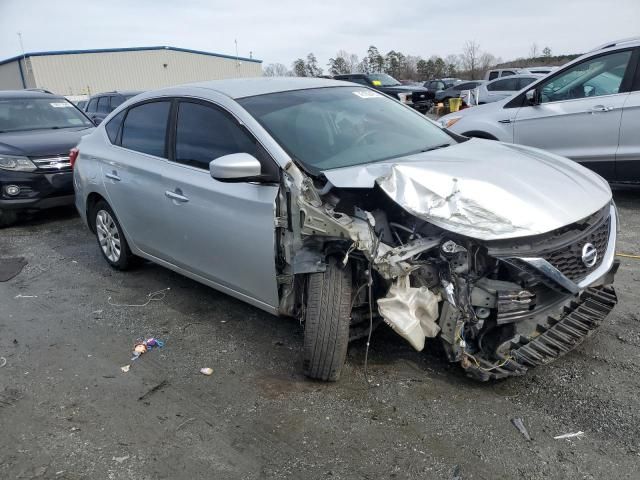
[0,61,25,90]
[28,49,262,95]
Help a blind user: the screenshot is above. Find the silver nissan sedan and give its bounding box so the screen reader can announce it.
[73,77,619,382]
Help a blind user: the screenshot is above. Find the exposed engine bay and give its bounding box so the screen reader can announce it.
[276,162,619,381]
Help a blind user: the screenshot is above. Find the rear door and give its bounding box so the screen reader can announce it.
[101,100,171,257]
[161,98,280,308]
[485,77,520,103]
[513,49,635,180]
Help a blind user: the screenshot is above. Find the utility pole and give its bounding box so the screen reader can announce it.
[234,39,240,71]
[17,32,28,88]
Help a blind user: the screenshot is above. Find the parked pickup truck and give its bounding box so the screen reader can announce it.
[333,73,432,113]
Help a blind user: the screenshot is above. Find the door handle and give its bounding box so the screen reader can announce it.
[105,171,121,181]
[591,105,613,113]
[165,190,189,203]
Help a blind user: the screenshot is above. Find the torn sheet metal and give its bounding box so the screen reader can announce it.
[377,276,440,351]
[321,139,612,240]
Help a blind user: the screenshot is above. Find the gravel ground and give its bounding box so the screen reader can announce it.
[1,190,639,480]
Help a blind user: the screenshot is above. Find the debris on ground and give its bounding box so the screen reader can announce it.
[131,337,164,361]
[138,380,168,401]
[510,417,531,441]
[14,294,37,299]
[120,365,130,373]
[554,431,585,440]
[113,455,130,464]
[0,357,6,368]
[108,287,170,307]
[200,367,213,376]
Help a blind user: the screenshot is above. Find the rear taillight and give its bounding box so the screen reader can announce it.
[69,147,79,169]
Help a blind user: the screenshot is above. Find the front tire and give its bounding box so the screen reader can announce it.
[92,200,134,270]
[303,257,352,381]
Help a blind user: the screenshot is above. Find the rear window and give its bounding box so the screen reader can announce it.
[105,110,125,144]
[120,101,170,157]
[97,96,110,114]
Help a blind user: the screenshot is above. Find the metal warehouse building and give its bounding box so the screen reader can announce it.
[0,46,263,96]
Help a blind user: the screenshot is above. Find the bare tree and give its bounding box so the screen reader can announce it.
[460,40,481,79]
[529,43,539,59]
[263,63,290,77]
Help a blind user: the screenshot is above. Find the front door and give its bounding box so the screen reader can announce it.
[162,99,280,308]
[513,50,634,180]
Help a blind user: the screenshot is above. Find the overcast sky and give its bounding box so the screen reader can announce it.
[1,0,638,70]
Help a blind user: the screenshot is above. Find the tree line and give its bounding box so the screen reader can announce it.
[263,41,562,81]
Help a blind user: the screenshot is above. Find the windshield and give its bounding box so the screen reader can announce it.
[366,73,401,87]
[238,87,455,173]
[0,98,92,133]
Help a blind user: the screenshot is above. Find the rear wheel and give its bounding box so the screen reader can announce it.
[303,257,352,381]
[92,200,134,270]
[0,209,18,228]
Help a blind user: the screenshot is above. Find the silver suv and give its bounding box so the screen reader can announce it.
[74,78,618,382]
[440,38,640,184]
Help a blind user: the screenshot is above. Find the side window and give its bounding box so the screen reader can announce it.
[87,98,98,112]
[105,110,125,144]
[488,78,518,91]
[458,82,477,90]
[518,77,538,90]
[97,96,110,114]
[121,101,170,157]
[174,101,257,169]
[501,71,516,77]
[488,71,499,80]
[539,50,632,103]
[110,96,125,110]
[350,77,368,85]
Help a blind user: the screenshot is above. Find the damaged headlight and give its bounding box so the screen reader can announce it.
[0,154,37,172]
[397,92,413,105]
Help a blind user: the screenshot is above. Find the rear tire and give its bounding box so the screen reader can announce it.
[92,200,134,270]
[0,209,18,228]
[303,257,352,381]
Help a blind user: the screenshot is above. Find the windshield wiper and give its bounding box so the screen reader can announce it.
[421,143,452,152]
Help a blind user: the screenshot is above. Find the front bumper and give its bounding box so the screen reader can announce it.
[0,169,74,211]
[409,101,432,113]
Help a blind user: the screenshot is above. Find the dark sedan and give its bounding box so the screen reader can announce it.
[0,90,94,227]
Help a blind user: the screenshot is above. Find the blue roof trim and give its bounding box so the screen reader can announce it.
[0,46,262,66]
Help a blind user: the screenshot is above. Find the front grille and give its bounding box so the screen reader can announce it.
[31,155,71,171]
[541,215,610,281]
[411,91,430,103]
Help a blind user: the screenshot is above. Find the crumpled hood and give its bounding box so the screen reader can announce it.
[322,139,612,240]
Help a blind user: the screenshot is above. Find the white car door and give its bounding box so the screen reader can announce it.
[513,49,634,180]
[161,98,281,309]
[484,77,520,103]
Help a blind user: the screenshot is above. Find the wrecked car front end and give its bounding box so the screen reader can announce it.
[239,85,618,381]
[292,176,617,380]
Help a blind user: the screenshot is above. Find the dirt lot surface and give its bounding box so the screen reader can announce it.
[1,191,639,480]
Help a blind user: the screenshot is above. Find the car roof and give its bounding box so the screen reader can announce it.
[89,90,144,98]
[0,89,65,100]
[486,73,543,82]
[178,77,354,99]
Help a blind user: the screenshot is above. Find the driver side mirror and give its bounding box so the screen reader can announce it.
[209,153,262,182]
[525,89,541,106]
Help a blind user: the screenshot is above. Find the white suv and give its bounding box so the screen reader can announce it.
[441,38,640,184]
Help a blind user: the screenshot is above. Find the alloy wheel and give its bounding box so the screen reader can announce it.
[96,209,121,262]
